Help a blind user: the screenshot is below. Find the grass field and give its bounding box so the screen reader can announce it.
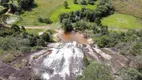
[17,0,98,26]
[101,13,142,29]
[26,29,44,35]
[17,0,66,26]
[112,0,142,19]
[49,1,98,22]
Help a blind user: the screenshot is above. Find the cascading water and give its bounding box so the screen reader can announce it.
[38,41,84,80]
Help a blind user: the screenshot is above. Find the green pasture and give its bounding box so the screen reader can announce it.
[101,13,142,29]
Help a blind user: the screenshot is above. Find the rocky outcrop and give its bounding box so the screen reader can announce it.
[83,45,129,73]
[0,61,32,80]
[31,42,84,80]
[30,42,129,80]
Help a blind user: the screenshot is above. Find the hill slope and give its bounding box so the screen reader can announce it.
[112,0,142,19]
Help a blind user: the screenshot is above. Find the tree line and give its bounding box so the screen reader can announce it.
[0,0,35,14]
[60,0,114,33]
[0,24,53,62]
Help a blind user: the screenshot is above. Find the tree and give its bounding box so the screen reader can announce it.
[59,12,69,23]
[11,24,20,32]
[74,20,88,31]
[38,17,52,24]
[18,0,34,10]
[96,35,110,48]
[0,0,9,5]
[88,0,94,5]
[116,68,142,80]
[77,62,114,80]
[62,19,73,33]
[130,56,142,71]
[129,43,142,56]
[40,32,50,42]
[73,0,78,4]
[100,26,108,35]
[80,0,87,5]
[69,11,76,22]
[64,1,68,9]
[21,26,26,32]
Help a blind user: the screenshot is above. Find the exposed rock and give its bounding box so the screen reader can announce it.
[83,45,128,73]
[29,42,129,80]
[0,61,33,80]
[31,42,84,80]
[0,61,16,79]
[9,68,32,80]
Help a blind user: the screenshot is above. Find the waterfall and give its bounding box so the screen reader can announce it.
[38,42,84,80]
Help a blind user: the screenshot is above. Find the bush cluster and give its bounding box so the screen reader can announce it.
[38,17,52,24]
[0,0,35,14]
[0,24,52,54]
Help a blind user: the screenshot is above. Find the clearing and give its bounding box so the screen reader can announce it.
[101,13,142,29]
[17,0,98,26]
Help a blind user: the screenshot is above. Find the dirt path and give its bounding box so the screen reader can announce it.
[23,26,129,32]
[24,26,49,29]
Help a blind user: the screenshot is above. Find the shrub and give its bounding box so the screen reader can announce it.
[129,43,142,56]
[83,56,90,67]
[38,17,52,24]
[116,68,142,80]
[73,0,78,4]
[74,20,88,31]
[77,62,114,80]
[18,0,34,10]
[59,13,69,23]
[40,32,50,42]
[88,0,94,5]
[61,19,73,33]
[20,46,31,53]
[11,24,20,32]
[80,0,87,5]
[64,1,68,9]
[37,38,46,47]
[2,53,15,63]
[130,56,142,70]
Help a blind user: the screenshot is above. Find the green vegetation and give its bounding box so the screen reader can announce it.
[0,24,52,63]
[83,56,90,67]
[101,13,142,29]
[117,68,142,80]
[77,62,114,80]
[50,0,98,22]
[26,29,44,35]
[1,0,142,79]
[112,0,142,19]
[16,0,66,25]
[64,1,68,9]
[61,19,73,33]
[16,0,98,25]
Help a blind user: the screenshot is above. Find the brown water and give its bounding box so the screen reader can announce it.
[58,31,89,44]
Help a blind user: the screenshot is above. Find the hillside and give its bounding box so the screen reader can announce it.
[101,13,142,29]
[0,0,142,80]
[112,0,142,19]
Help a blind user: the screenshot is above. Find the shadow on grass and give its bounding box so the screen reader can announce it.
[23,3,38,11]
[65,7,70,9]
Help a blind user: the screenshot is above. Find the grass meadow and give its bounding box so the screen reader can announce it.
[14,0,142,30]
[17,0,98,26]
[101,13,142,29]
[26,29,44,35]
[112,0,142,19]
